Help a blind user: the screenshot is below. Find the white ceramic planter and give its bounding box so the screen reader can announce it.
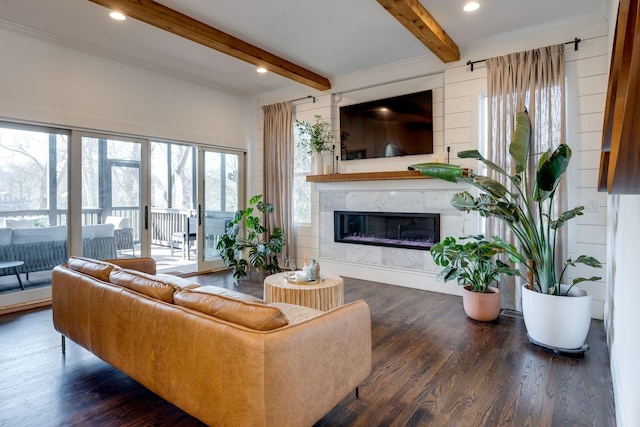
[521,284,591,350]
[313,153,324,175]
[462,286,501,322]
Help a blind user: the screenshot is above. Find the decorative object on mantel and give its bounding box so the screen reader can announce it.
[430,235,520,321]
[409,110,602,352]
[295,115,334,175]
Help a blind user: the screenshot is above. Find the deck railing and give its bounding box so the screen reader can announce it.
[1,207,233,249]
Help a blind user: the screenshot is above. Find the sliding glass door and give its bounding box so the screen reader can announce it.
[197,147,244,272]
[79,133,143,260]
[0,122,69,304]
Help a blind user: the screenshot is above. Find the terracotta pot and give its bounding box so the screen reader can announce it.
[462,286,501,321]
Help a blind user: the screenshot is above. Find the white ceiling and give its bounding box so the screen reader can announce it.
[0,0,608,96]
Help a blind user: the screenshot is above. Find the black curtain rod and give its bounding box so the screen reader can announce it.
[290,95,316,103]
[466,37,581,72]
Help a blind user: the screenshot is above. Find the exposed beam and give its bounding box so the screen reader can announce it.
[377,0,460,63]
[87,0,331,91]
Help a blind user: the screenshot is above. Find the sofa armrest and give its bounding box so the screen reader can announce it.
[106,257,156,275]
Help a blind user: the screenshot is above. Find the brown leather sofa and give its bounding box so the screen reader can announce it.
[52,257,372,427]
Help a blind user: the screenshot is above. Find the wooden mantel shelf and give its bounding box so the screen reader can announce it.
[306,170,430,182]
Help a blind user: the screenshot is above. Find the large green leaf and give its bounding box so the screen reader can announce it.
[470,175,510,199]
[509,111,531,174]
[450,192,477,211]
[459,150,511,179]
[408,163,465,183]
[533,144,572,202]
[573,255,603,268]
[550,206,585,230]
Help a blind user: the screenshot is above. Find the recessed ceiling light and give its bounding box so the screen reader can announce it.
[109,11,126,21]
[256,67,268,74]
[463,2,480,12]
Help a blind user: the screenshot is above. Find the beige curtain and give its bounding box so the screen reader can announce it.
[486,44,566,310]
[262,101,295,265]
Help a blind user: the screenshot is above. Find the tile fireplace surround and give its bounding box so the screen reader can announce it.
[316,177,475,294]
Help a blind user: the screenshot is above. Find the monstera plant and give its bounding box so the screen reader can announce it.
[217,195,285,279]
[431,235,520,321]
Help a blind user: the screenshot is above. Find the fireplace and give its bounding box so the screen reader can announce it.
[334,211,440,250]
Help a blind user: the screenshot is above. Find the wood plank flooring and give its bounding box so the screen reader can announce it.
[0,271,615,426]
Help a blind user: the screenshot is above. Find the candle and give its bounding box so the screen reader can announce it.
[324,165,331,174]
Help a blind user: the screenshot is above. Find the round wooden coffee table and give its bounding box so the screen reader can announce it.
[263,272,344,311]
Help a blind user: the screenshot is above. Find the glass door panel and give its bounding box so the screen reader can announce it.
[80,135,141,260]
[0,123,68,302]
[149,142,197,272]
[198,148,243,271]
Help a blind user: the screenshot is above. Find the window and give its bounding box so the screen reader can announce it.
[150,142,194,210]
[0,123,69,226]
[293,125,311,223]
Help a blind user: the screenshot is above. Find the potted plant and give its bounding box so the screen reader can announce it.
[409,110,601,349]
[217,194,285,279]
[431,235,520,321]
[295,114,333,174]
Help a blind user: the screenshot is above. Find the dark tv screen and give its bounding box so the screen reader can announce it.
[339,90,433,160]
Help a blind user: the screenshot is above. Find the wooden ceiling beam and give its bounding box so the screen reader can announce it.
[377,0,460,63]
[87,0,331,91]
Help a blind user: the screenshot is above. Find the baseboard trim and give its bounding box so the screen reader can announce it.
[0,298,52,316]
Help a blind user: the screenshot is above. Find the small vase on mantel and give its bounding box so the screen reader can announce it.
[314,153,324,175]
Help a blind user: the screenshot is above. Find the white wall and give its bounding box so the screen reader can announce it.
[0,24,251,148]
[257,13,610,318]
[607,196,640,427]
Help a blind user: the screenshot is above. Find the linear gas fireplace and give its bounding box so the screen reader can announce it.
[334,211,440,250]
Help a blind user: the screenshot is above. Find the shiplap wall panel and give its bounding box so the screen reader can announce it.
[257,19,610,319]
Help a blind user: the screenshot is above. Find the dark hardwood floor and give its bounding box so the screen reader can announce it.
[0,271,615,426]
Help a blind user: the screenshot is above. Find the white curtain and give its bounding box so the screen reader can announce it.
[486,44,566,310]
[262,101,295,264]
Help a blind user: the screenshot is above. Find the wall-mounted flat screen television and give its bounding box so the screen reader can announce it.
[339,89,433,160]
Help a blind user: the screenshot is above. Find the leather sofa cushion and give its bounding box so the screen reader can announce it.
[189,285,265,304]
[67,256,116,282]
[268,302,324,325]
[108,257,157,275]
[154,273,200,290]
[174,289,289,331]
[110,269,183,303]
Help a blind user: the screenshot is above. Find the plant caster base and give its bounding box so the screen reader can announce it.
[527,334,589,357]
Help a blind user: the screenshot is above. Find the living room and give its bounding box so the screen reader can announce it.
[0,0,637,426]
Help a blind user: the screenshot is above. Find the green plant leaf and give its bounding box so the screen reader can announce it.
[573,255,603,269]
[471,175,511,199]
[450,192,477,211]
[408,163,465,183]
[550,206,585,230]
[509,111,531,174]
[533,144,572,202]
[459,150,512,179]
[249,194,262,205]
